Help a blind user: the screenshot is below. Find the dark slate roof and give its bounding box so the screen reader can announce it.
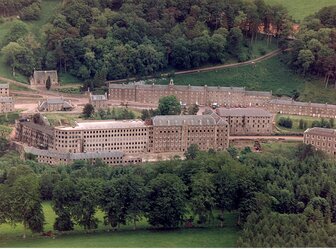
[270,99,336,109]
[245,91,272,97]
[216,108,272,117]
[91,94,107,101]
[304,127,336,137]
[152,115,228,126]
[38,98,73,111]
[24,146,125,160]
[0,96,13,103]
[0,83,9,89]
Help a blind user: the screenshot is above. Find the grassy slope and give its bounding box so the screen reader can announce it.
[150,55,336,105]
[264,0,336,21]
[0,0,64,84]
[0,202,239,248]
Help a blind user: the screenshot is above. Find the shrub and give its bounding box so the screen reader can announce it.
[278,117,293,128]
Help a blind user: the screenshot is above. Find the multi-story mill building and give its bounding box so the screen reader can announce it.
[108,81,272,107]
[0,84,14,113]
[15,114,229,165]
[304,127,336,156]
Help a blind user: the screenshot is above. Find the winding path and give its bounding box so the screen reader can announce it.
[106,49,282,84]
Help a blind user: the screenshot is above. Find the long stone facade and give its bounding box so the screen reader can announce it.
[109,81,272,107]
[108,82,336,118]
[15,114,229,165]
[304,127,336,156]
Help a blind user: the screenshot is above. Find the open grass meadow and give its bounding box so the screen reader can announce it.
[0,202,240,248]
[274,114,335,133]
[264,0,336,21]
[151,55,336,104]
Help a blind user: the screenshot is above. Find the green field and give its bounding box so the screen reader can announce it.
[152,55,336,104]
[275,114,335,133]
[0,202,239,248]
[265,0,336,21]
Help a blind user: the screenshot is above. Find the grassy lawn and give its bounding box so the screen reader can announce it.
[275,114,335,133]
[161,56,306,95]
[0,202,240,248]
[0,112,20,125]
[264,0,336,21]
[43,113,82,127]
[145,55,336,105]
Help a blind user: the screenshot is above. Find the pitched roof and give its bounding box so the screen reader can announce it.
[304,127,336,137]
[91,94,107,101]
[0,84,9,89]
[216,108,272,117]
[0,96,13,103]
[38,98,73,111]
[152,115,228,126]
[24,146,125,160]
[270,99,336,109]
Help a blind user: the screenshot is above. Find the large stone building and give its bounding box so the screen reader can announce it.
[148,115,229,153]
[108,82,336,119]
[267,99,336,118]
[30,70,58,87]
[215,108,273,135]
[89,92,108,109]
[38,98,74,112]
[0,83,14,113]
[108,81,272,107]
[15,114,229,165]
[304,127,336,156]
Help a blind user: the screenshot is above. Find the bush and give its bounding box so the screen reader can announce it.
[278,117,293,128]
[258,47,267,56]
[20,2,41,21]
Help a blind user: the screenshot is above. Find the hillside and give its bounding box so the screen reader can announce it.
[265,0,336,21]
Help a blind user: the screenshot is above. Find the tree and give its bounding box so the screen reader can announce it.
[2,20,28,47]
[146,174,187,228]
[184,144,199,160]
[10,175,45,237]
[83,103,94,118]
[187,104,199,115]
[190,172,216,225]
[46,76,51,90]
[72,178,102,230]
[158,95,181,115]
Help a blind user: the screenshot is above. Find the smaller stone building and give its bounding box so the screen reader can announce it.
[30,70,58,86]
[0,83,9,96]
[304,127,336,156]
[38,98,74,112]
[0,97,14,113]
[215,108,273,135]
[89,92,108,109]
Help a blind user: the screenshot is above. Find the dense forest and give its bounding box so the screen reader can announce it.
[284,6,336,85]
[0,0,41,20]
[0,0,292,87]
[1,143,336,246]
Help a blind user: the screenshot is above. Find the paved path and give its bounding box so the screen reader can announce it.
[106,49,282,83]
[229,136,303,141]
